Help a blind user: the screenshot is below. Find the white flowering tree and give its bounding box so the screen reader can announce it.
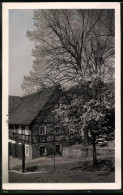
[54,80,114,167]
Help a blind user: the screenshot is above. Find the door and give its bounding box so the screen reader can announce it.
[40,147,45,156]
[55,145,61,155]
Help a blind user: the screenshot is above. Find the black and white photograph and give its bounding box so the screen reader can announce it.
[2,2,121,190]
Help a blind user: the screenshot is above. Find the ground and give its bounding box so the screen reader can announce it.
[9,169,114,183]
[9,154,115,183]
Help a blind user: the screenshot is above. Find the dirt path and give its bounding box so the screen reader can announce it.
[9,155,115,183]
[9,155,114,170]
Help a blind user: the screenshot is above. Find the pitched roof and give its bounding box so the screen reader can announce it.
[63,81,115,103]
[9,85,60,125]
[9,96,21,115]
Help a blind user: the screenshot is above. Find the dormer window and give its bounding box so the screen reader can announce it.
[55,127,61,134]
[39,126,46,135]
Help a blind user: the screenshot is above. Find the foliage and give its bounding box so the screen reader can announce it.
[54,81,115,140]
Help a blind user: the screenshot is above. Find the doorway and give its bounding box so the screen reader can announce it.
[40,147,45,156]
[55,145,61,155]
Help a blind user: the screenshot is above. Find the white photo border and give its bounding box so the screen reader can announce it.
[2,2,121,190]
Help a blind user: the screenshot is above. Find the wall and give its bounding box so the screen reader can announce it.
[62,144,114,158]
[32,87,69,144]
[17,143,22,159]
[32,141,68,159]
[32,122,69,145]
[9,141,33,160]
[32,143,46,159]
[25,144,32,160]
[9,125,32,144]
[32,142,58,159]
[11,143,18,158]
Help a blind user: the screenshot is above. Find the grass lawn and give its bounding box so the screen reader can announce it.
[9,169,114,183]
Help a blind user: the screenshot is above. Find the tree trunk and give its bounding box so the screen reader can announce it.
[92,131,97,168]
[84,128,88,146]
[22,142,25,173]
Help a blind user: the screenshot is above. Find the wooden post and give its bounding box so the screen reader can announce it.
[8,148,10,170]
[54,135,55,172]
[8,142,11,170]
[31,126,33,145]
[92,131,97,168]
[22,142,25,173]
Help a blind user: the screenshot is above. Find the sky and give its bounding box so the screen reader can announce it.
[9,9,34,96]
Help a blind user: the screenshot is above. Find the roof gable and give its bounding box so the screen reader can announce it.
[9,85,61,125]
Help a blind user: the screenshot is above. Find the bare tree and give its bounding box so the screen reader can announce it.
[22,9,114,94]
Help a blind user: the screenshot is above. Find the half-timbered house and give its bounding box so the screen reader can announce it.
[9,84,72,160]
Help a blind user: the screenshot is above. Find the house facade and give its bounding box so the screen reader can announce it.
[9,85,79,160]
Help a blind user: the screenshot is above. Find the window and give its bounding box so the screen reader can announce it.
[39,126,46,135]
[55,127,60,134]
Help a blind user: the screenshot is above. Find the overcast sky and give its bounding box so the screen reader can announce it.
[9,9,34,96]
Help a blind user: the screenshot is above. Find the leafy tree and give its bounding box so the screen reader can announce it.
[54,81,114,167]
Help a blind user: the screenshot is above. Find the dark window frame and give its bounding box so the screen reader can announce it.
[55,127,61,134]
[39,126,46,135]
